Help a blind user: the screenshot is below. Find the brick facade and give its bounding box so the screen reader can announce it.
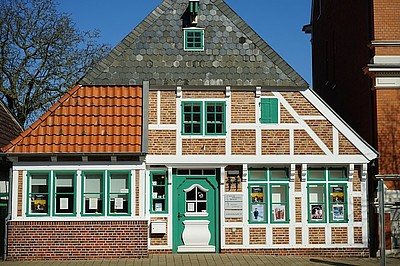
[331,227,348,244]
[7,221,148,260]
[231,129,256,155]
[231,91,256,123]
[308,228,325,244]
[261,130,290,155]
[225,228,243,245]
[249,228,266,245]
[148,130,176,155]
[272,228,290,245]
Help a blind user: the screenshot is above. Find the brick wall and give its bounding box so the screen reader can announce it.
[295,197,302,223]
[160,91,176,124]
[294,130,324,155]
[353,166,361,192]
[339,132,360,155]
[148,91,157,124]
[150,217,168,246]
[354,227,363,244]
[231,129,256,155]
[280,104,297,123]
[148,130,176,155]
[225,228,243,245]
[306,120,333,152]
[373,0,400,41]
[296,228,302,244]
[262,130,290,155]
[249,228,266,245]
[7,220,148,260]
[272,228,289,245]
[281,92,321,116]
[308,227,325,244]
[182,139,225,155]
[231,91,255,123]
[331,227,348,244]
[17,170,23,216]
[353,197,362,222]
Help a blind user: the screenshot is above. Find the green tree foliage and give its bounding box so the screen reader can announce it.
[0,0,110,127]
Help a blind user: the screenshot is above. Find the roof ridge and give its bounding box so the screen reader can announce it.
[1,85,82,152]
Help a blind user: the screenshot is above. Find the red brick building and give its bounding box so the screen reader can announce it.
[304,0,400,256]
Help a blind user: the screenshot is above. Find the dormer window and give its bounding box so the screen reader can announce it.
[189,0,199,25]
[184,28,204,51]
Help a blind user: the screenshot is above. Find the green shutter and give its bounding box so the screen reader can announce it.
[260,98,278,123]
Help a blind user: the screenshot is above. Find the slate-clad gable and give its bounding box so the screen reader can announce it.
[81,0,307,88]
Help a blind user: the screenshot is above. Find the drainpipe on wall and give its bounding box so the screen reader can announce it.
[3,165,12,260]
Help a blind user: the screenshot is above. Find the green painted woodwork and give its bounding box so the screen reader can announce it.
[150,170,168,214]
[26,171,50,216]
[108,171,131,216]
[53,171,77,216]
[81,171,105,216]
[184,29,204,50]
[260,98,278,123]
[172,174,219,253]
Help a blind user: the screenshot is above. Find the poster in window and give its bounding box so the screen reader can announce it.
[332,205,345,221]
[60,198,69,210]
[155,202,163,212]
[331,186,345,203]
[89,198,98,210]
[311,204,323,221]
[114,197,123,210]
[251,187,264,203]
[273,204,286,222]
[32,194,47,213]
[251,204,264,222]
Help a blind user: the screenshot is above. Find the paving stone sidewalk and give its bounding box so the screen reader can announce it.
[1,254,400,266]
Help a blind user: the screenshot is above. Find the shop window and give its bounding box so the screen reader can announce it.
[150,171,168,213]
[248,167,289,224]
[27,172,50,215]
[182,101,226,135]
[184,29,204,51]
[82,171,104,215]
[108,171,130,215]
[307,167,348,223]
[260,98,279,124]
[54,172,75,215]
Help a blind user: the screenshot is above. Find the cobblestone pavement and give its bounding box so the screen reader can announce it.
[1,254,400,265]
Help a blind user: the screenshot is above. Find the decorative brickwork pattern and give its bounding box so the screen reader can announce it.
[225,228,243,245]
[272,228,290,245]
[231,91,255,123]
[281,92,322,116]
[306,120,333,152]
[296,228,302,244]
[354,227,363,244]
[339,132,360,155]
[261,130,290,155]
[17,170,23,216]
[249,228,266,245]
[148,91,157,124]
[182,91,225,98]
[353,197,362,222]
[182,139,225,155]
[308,227,325,244]
[331,227,348,244]
[231,129,256,155]
[221,248,369,257]
[7,221,148,260]
[150,217,168,246]
[148,130,176,155]
[294,130,324,155]
[295,197,302,223]
[353,166,361,192]
[160,91,176,124]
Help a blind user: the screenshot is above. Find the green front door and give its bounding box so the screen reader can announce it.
[172,174,219,253]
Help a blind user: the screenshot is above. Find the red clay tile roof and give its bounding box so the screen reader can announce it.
[2,86,143,154]
[0,100,23,149]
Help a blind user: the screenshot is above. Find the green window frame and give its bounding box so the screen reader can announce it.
[82,171,105,216]
[329,184,348,223]
[270,184,289,223]
[108,171,131,216]
[248,167,290,224]
[307,184,326,223]
[53,171,76,216]
[249,185,267,223]
[260,97,279,124]
[205,101,226,135]
[184,29,204,51]
[182,101,226,136]
[27,171,50,216]
[182,101,202,135]
[150,170,168,213]
[307,167,349,223]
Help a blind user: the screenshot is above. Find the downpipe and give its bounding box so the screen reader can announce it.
[3,168,12,261]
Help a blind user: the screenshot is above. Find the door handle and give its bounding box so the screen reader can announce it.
[177,212,184,219]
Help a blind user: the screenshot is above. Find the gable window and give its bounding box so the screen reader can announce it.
[182,101,226,135]
[260,97,279,124]
[184,29,204,51]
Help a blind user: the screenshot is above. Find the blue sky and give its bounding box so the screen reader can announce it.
[57,0,312,85]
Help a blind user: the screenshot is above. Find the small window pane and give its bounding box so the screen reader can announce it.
[308,169,325,180]
[55,173,75,215]
[249,170,266,180]
[329,169,346,180]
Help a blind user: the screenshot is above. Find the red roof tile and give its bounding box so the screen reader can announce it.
[2,86,143,154]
